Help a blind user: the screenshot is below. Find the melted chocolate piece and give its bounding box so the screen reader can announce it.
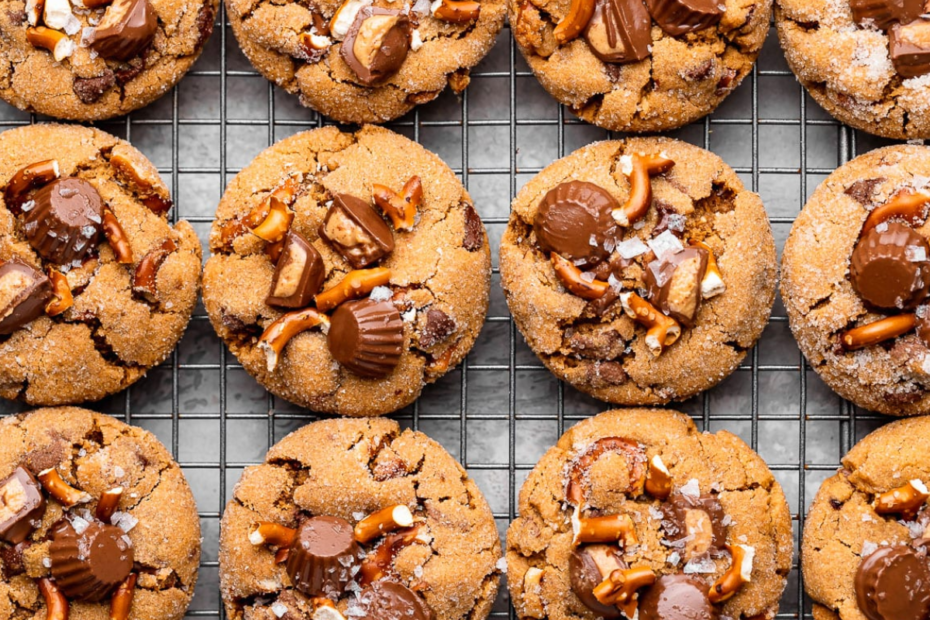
[644,247,708,327]
[357,581,434,620]
[0,467,45,544]
[285,516,360,599]
[891,19,930,79]
[0,259,51,335]
[660,492,728,560]
[653,202,687,238]
[88,0,157,61]
[850,0,927,31]
[919,307,930,346]
[49,521,134,602]
[569,544,627,618]
[341,7,411,86]
[0,541,29,578]
[584,0,652,63]
[463,204,484,251]
[328,299,404,377]
[419,308,456,348]
[644,0,724,36]
[534,181,619,269]
[23,178,104,266]
[855,544,930,620]
[850,222,930,310]
[73,72,116,104]
[639,574,720,620]
[266,231,325,308]
[846,178,886,206]
[319,194,395,269]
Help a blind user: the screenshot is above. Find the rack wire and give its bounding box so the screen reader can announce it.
[0,10,904,619]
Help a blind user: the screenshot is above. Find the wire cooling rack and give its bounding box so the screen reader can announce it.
[0,10,913,619]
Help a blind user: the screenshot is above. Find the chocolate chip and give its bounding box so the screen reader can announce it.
[586,361,628,387]
[584,0,652,63]
[286,516,360,599]
[683,59,715,81]
[328,299,404,378]
[653,202,687,237]
[72,71,116,104]
[845,178,886,206]
[319,194,395,269]
[534,181,619,269]
[603,63,624,83]
[0,467,45,544]
[829,498,843,510]
[114,59,145,85]
[88,0,157,61]
[884,387,923,405]
[463,204,483,251]
[195,1,216,49]
[49,522,134,601]
[714,68,738,96]
[0,259,52,335]
[0,541,29,578]
[419,309,456,348]
[6,9,25,24]
[22,177,105,266]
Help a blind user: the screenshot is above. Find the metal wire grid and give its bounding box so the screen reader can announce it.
[0,9,907,620]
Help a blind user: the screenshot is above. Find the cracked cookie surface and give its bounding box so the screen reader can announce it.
[801,416,930,620]
[225,0,505,124]
[0,406,202,620]
[203,125,491,417]
[506,408,793,620]
[218,416,502,620]
[781,145,930,415]
[0,0,216,120]
[0,123,202,406]
[508,0,770,132]
[499,137,776,406]
[775,0,930,140]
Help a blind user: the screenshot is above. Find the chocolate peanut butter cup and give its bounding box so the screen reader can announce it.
[0,467,45,544]
[583,0,652,64]
[341,8,412,87]
[266,231,325,308]
[850,222,930,310]
[50,521,134,602]
[0,258,52,335]
[23,177,104,266]
[328,299,404,378]
[639,574,720,620]
[534,181,619,269]
[87,0,158,61]
[286,516,361,598]
[644,0,724,36]
[357,581,435,620]
[855,544,930,620]
[320,194,395,269]
[569,545,627,618]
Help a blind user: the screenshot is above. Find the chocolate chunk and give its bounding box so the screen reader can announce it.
[891,19,930,78]
[72,71,116,104]
[266,231,325,308]
[855,544,930,620]
[319,194,395,269]
[639,574,720,620]
[584,0,652,63]
[569,544,627,618]
[356,581,434,620]
[586,361,628,387]
[420,308,456,348]
[23,177,104,266]
[919,307,930,346]
[114,58,145,85]
[653,202,687,237]
[88,0,157,61]
[285,516,360,599]
[341,7,411,86]
[645,247,708,327]
[0,541,29,578]
[463,204,484,251]
[850,222,930,310]
[328,299,404,378]
[0,467,45,544]
[846,178,886,206]
[0,259,52,335]
[195,1,215,49]
[49,521,134,602]
[534,181,619,269]
[660,492,728,560]
[851,0,926,31]
[644,0,724,36]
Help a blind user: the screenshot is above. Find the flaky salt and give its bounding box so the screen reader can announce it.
[647,230,684,260]
[615,237,649,259]
[680,479,700,498]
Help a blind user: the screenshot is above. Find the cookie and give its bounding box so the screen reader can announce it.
[203,125,491,417]
[800,415,930,620]
[0,0,216,120]
[499,137,776,405]
[0,406,202,620]
[218,417,502,620]
[508,0,770,132]
[225,0,505,125]
[781,144,930,415]
[506,408,793,620]
[776,0,930,139]
[0,124,202,406]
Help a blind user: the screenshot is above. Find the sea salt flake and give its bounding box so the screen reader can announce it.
[271,602,288,618]
[114,465,125,478]
[680,478,700,498]
[682,556,716,574]
[876,222,889,232]
[580,271,595,283]
[861,540,878,557]
[70,515,90,534]
[647,230,684,260]
[496,557,508,573]
[907,246,928,262]
[43,557,51,568]
[352,511,366,521]
[111,512,138,533]
[402,308,416,323]
[666,551,681,565]
[721,514,733,526]
[369,286,392,301]
[648,505,664,520]
[615,237,649,259]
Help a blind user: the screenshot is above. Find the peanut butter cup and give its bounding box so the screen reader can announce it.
[285,516,361,599]
[320,194,395,269]
[855,544,930,620]
[266,231,325,308]
[49,521,134,602]
[534,181,619,269]
[644,247,709,328]
[583,0,652,63]
[87,0,158,61]
[357,581,434,620]
[0,467,45,544]
[569,545,627,618]
[638,574,720,620]
[0,258,52,335]
[23,178,104,266]
[340,8,412,87]
[644,0,724,36]
[850,222,930,310]
[328,299,404,378]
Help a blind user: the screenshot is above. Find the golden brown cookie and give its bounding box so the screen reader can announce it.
[225,0,505,125]
[203,125,491,417]
[0,407,201,620]
[508,0,771,133]
[218,417,502,620]
[506,408,793,620]
[0,124,202,406]
[775,0,930,140]
[801,416,930,620]
[781,145,930,416]
[499,137,776,406]
[0,0,216,120]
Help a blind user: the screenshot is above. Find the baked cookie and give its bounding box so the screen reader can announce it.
[781,145,930,415]
[801,416,930,620]
[508,0,770,132]
[0,407,201,620]
[225,0,505,125]
[203,125,491,417]
[499,137,776,405]
[0,0,216,120]
[776,0,930,139]
[219,417,502,620]
[0,124,202,406]
[506,408,793,620]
